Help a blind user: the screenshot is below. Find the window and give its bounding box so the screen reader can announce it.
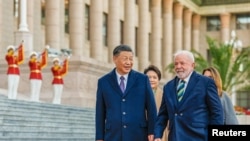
[85,4,90,40]
[14,0,19,17]
[206,16,220,31]
[206,49,212,64]
[103,13,108,46]
[65,0,69,33]
[149,0,152,12]
[135,27,138,57]
[41,0,45,25]
[236,13,250,30]
[149,33,151,60]
[120,20,124,44]
[237,91,250,109]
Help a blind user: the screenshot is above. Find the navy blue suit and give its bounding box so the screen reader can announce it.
[95,68,157,141]
[154,71,223,141]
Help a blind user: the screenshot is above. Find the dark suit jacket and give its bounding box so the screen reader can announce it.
[154,71,223,141]
[95,68,157,141]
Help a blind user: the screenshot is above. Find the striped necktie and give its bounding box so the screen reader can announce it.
[177,80,185,102]
[120,76,125,93]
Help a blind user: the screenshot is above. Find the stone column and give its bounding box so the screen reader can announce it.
[220,13,231,43]
[69,0,84,56]
[27,0,43,51]
[45,0,61,50]
[173,2,183,53]
[138,0,149,71]
[15,0,33,56]
[162,0,173,80]
[27,0,33,33]
[18,0,28,32]
[90,0,103,61]
[183,8,192,51]
[151,0,162,70]
[108,0,120,63]
[0,0,2,51]
[192,14,200,52]
[124,0,135,52]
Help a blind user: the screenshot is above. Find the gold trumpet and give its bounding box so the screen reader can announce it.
[60,48,72,59]
[47,48,62,58]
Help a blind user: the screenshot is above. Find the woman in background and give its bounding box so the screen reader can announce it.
[202,66,239,125]
[144,65,168,141]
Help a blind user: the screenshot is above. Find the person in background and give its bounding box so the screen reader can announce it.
[202,66,239,125]
[95,44,157,141]
[51,57,68,104]
[144,65,168,141]
[154,50,223,141]
[29,49,48,102]
[5,43,24,99]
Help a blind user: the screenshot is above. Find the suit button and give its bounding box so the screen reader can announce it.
[123,125,127,128]
[122,99,126,102]
[123,112,126,115]
[175,113,177,116]
[180,113,183,116]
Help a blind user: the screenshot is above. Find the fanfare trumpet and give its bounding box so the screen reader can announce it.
[47,48,62,58]
[47,47,72,58]
[7,40,24,52]
[47,47,72,66]
[60,48,72,59]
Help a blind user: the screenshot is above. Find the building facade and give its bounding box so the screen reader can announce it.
[0,0,249,108]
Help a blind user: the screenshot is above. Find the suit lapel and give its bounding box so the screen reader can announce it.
[123,70,137,97]
[164,77,179,110]
[108,69,137,97]
[109,69,124,96]
[173,77,180,108]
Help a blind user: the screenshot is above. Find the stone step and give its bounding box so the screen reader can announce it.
[0,93,95,140]
[0,116,93,126]
[1,109,94,120]
[0,124,94,133]
[0,130,92,137]
[1,117,94,127]
[0,137,95,141]
[0,98,94,114]
[0,99,95,118]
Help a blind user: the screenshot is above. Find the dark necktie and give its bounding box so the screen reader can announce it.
[177,80,185,102]
[120,76,125,93]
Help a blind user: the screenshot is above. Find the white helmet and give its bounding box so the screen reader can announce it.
[29,51,38,57]
[53,57,60,63]
[7,45,15,51]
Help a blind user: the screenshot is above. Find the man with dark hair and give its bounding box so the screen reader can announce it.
[95,44,157,141]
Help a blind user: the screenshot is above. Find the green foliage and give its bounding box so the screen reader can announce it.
[191,0,202,5]
[165,36,250,94]
[201,36,250,94]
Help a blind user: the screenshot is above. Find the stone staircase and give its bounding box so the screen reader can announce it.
[0,94,95,141]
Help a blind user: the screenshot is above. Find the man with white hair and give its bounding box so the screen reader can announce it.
[154,50,223,141]
[5,43,24,99]
[29,49,48,102]
[51,57,68,104]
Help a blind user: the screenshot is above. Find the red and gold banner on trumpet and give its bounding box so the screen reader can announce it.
[17,42,24,65]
